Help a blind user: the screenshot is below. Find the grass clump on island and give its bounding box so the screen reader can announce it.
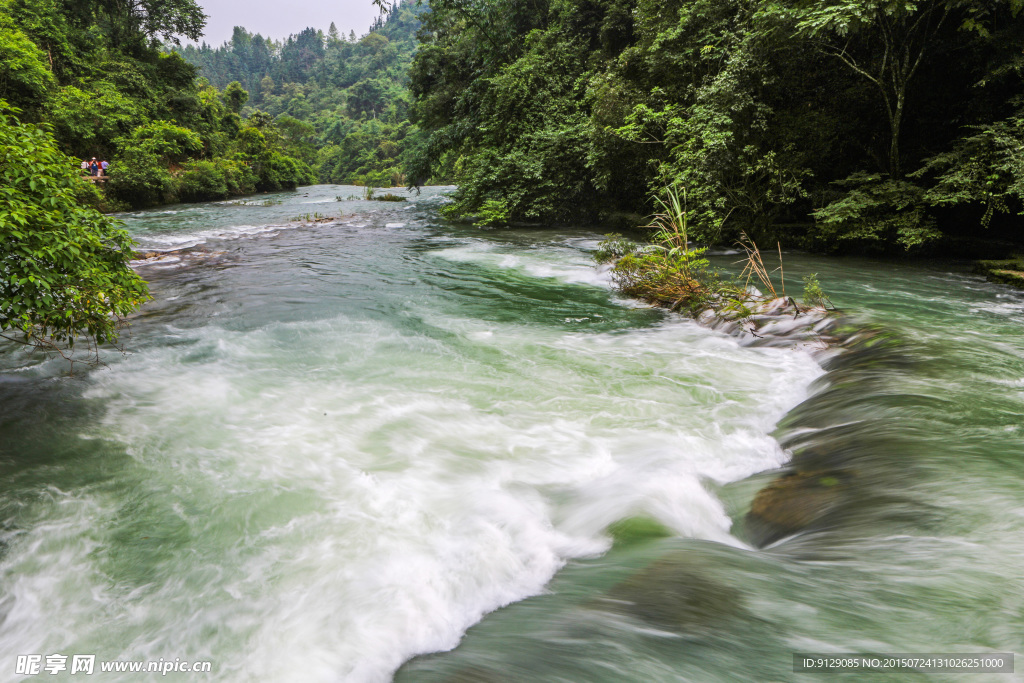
[596,185,831,317]
[291,212,336,223]
[335,187,407,202]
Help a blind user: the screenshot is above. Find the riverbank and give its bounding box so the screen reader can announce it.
[975,257,1024,289]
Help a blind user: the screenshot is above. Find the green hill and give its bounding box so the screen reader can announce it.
[177,1,427,187]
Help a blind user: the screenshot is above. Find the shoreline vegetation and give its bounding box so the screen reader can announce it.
[399,0,1024,257]
[5,0,1024,358]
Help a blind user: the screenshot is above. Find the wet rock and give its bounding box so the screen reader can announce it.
[988,269,1024,289]
[745,469,852,547]
[600,553,744,632]
[696,297,845,352]
[130,246,228,270]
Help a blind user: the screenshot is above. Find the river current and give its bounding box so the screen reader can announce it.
[1,185,1022,681]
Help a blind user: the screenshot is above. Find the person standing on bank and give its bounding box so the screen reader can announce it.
[101,159,109,176]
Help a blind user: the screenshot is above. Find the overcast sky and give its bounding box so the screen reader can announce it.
[192,0,383,46]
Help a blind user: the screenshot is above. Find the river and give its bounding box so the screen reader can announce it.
[1,185,1022,681]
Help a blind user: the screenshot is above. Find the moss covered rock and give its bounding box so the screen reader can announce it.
[606,516,673,546]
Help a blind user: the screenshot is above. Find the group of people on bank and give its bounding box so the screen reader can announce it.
[81,157,108,176]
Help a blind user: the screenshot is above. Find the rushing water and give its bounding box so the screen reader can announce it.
[1,185,1022,682]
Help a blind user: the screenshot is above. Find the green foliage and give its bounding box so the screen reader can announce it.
[802,273,830,308]
[407,0,1024,251]
[0,0,322,212]
[473,198,511,225]
[221,81,249,113]
[107,121,202,207]
[102,0,205,46]
[602,187,738,314]
[811,173,941,250]
[610,247,723,315]
[125,121,203,163]
[46,83,147,154]
[593,233,640,263]
[176,3,426,189]
[0,15,55,113]
[107,145,175,207]
[177,158,256,201]
[916,104,1024,227]
[646,184,693,253]
[0,102,148,354]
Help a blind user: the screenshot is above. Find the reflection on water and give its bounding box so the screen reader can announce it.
[1,185,1022,682]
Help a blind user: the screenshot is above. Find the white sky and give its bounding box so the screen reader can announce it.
[192,0,383,46]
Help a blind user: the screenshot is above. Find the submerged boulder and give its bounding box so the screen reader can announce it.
[600,552,744,633]
[745,469,852,547]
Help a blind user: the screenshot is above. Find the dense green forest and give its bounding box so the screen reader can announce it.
[0,0,425,217]
[404,0,1024,252]
[177,1,427,187]
[0,0,320,211]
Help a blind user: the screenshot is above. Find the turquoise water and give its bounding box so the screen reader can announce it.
[1,186,1022,681]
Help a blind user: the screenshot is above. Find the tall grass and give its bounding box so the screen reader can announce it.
[598,185,828,318]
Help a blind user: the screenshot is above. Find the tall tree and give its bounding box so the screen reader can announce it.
[794,0,1022,178]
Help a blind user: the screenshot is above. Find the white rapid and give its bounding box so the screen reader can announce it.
[1,186,826,681]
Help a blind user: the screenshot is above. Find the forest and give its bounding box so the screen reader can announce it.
[0,0,424,218]
[5,0,1023,253]
[177,1,426,188]
[404,0,1024,253]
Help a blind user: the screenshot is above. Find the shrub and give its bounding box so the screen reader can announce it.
[593,233,641,263]
[177,158,257,202]
[107,146,176,207]
[811,173,941,251]
[0,101,148,356]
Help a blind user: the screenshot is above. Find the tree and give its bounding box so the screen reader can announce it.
[98,0,207,47]
[222,80,249,113]
[0,15,55,112]
[46,83,146,154]
[917,105,1024,227]
[794,0,1022,179]
[0,102,148,357]
[107,120,203,207]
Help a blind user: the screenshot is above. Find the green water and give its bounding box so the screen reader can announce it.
[1,186,1022,681]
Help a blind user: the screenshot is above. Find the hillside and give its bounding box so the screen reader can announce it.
[177,1,427,187]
